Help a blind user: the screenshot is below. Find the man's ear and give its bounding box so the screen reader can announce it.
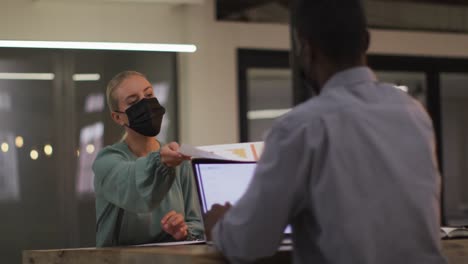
[111,112,125,126]
[363,30,370,53]
[303,40,319,65]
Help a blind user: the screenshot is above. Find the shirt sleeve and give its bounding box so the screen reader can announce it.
[93,147,176,213]
[179,161,205,240]
[212,119,324,262]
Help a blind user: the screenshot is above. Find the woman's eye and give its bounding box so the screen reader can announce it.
[145,93,153,98]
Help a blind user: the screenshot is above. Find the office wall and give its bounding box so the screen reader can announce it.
[0,0,185,43]
[2,0,468,146]
[179,1,468,145]
[370,30,468,58]
[178,2,289,145]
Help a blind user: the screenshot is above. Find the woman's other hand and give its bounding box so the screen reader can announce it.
[161,210,188,240]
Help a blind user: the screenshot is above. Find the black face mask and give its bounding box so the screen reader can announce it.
[117,97,166,137]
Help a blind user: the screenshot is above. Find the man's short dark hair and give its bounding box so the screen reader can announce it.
[293,0,369,64]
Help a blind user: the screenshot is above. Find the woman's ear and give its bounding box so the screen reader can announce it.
[111,112,125,126]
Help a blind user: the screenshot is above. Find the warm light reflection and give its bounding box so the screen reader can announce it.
[44,144,53,156]
[247,108,291,120]
[15,136,24,148]
[30,149,39,160]
[86,144,95,154]
[0,133,20,201]
[395,85,409,93]
[1,142,8,153]
[77,149,80,157]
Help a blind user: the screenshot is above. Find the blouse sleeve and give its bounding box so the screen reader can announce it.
[93,147,176,213]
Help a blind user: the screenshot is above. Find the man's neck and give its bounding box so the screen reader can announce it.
[124,130,160,157]
[317,56,367,88]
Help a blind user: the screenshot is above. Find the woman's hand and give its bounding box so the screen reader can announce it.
[161,210,188,240]
[160,142,191,167]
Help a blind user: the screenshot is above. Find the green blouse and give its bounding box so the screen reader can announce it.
[92,141,204,247]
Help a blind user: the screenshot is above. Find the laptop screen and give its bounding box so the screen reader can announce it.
[192,159,292,234]
[195,162,256,212]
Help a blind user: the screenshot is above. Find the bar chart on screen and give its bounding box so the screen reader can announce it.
[180,142,264,162]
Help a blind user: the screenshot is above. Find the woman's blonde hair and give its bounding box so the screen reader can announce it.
[106,70,146,141]
[106,70,146,113]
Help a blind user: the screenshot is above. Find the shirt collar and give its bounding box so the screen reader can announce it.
[321,66,377,93]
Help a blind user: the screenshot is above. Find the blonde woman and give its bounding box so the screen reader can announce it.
[93,71,203,247]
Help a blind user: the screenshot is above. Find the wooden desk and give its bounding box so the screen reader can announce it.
[444,239,468,263]
[23,240,468,264]
[23,244,290,264]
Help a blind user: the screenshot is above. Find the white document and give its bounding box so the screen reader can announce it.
[179,144,227,160]
[179,142,264,162]
[440,226,468,239]
[179,144,254,162]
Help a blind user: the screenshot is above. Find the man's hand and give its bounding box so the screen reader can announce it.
[160,142,191,167]
[161,211,188,241]
[203,203,232,241]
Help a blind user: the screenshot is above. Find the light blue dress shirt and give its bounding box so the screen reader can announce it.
[213,67,447,264]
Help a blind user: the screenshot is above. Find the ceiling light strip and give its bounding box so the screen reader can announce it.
[0,73,55,80]
[73,74,101,81]
[0,40,197,53]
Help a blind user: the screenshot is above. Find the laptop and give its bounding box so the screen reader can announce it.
[191,158,292,244]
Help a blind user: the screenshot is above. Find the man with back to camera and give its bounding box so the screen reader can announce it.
[203,0,447,263]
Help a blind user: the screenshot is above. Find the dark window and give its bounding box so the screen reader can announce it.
[0,48,178,264]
